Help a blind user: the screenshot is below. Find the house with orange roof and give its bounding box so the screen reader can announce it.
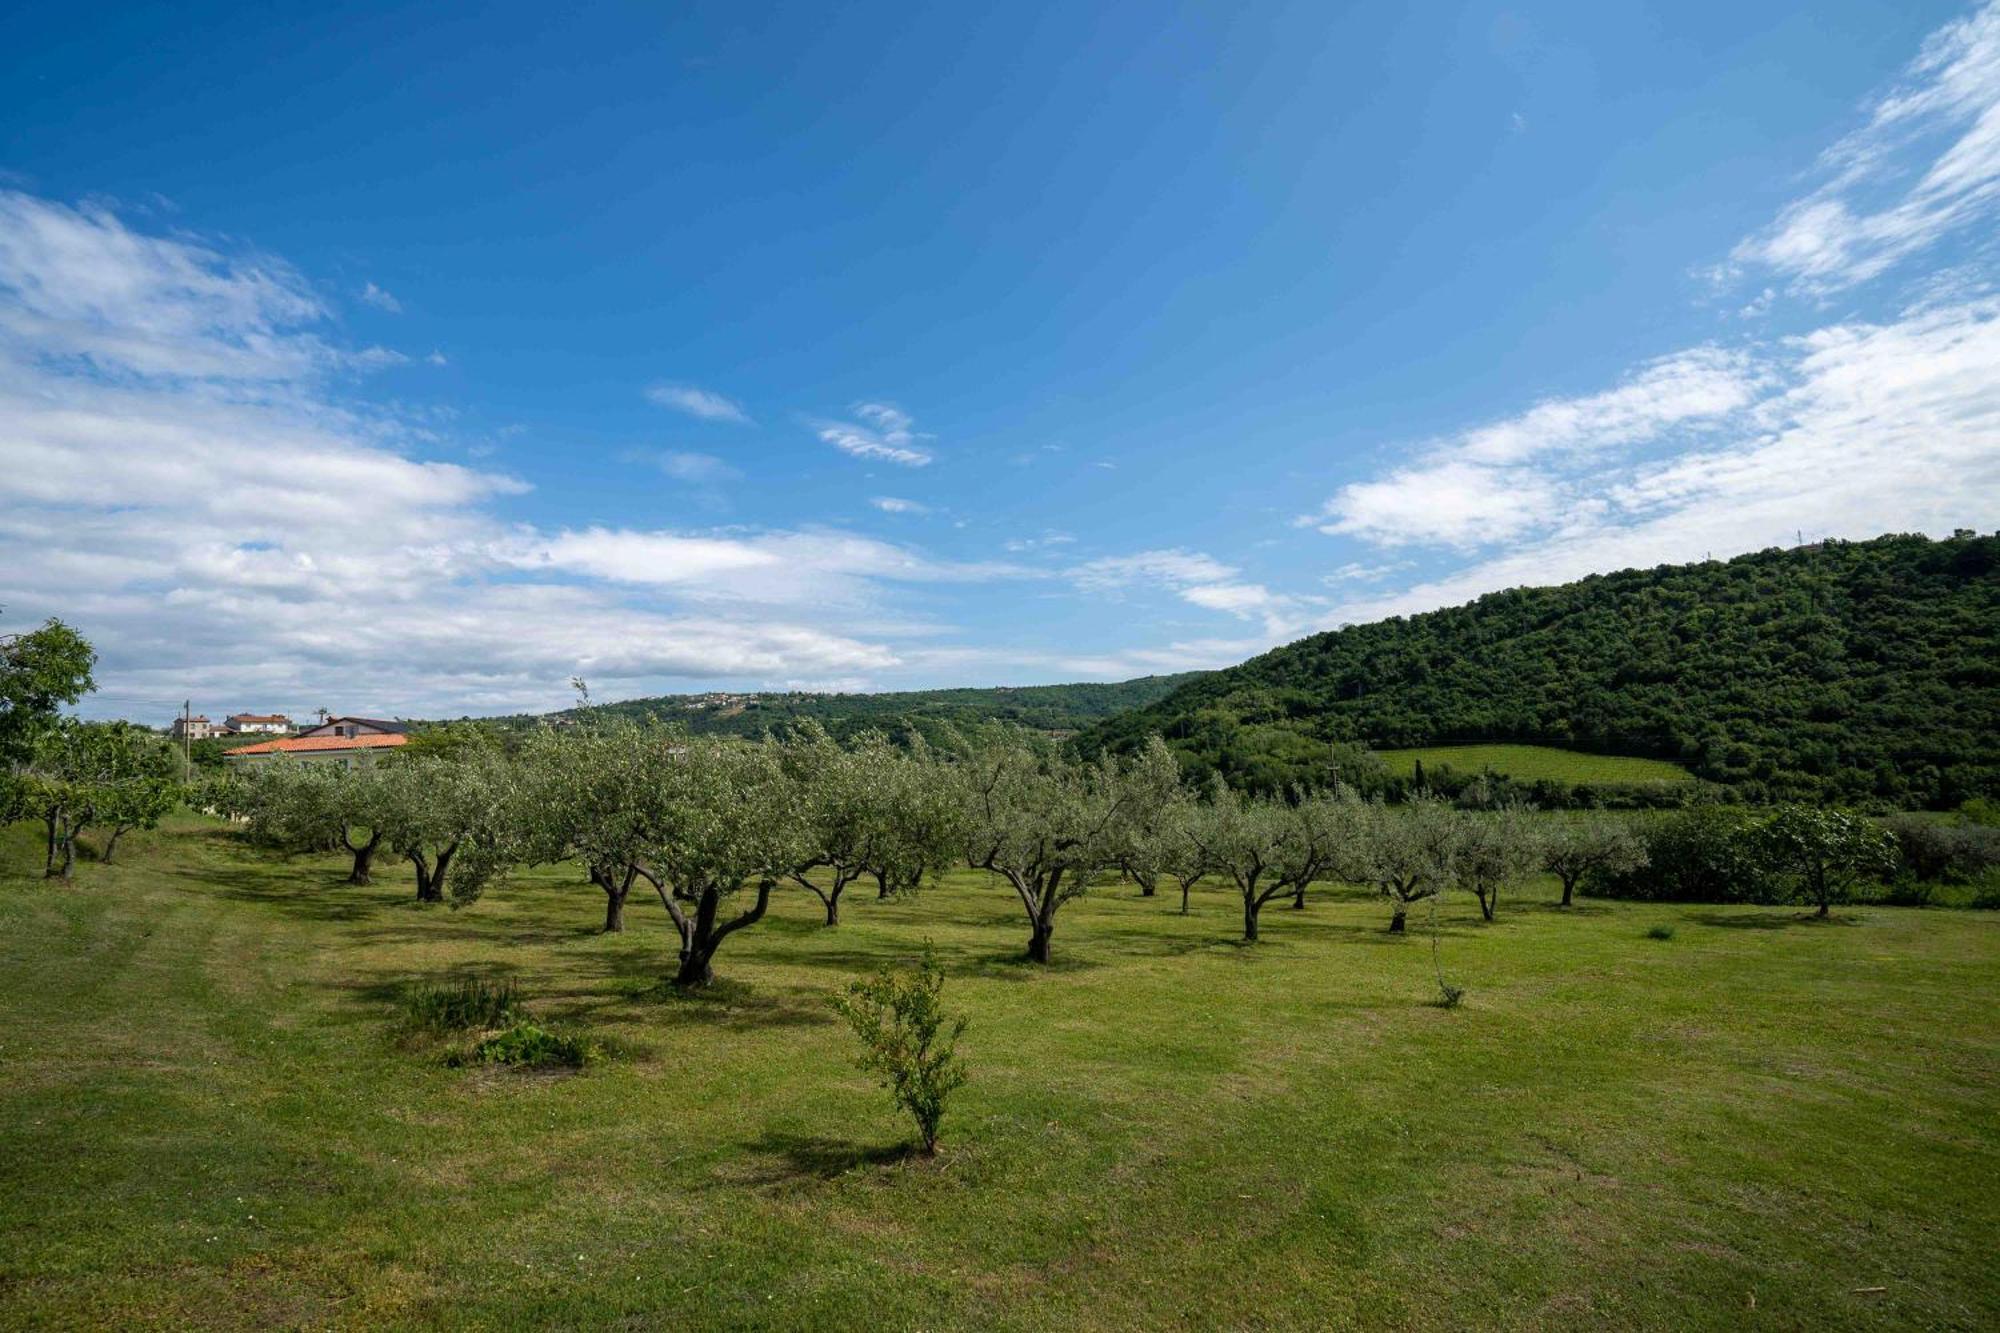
[224,727,408,769]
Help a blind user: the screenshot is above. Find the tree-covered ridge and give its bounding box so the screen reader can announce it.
[539,673,1206,743]
[1082,532,2000,808]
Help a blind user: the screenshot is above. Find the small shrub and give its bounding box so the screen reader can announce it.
[403,978,522,1034]
[468,1022,596,1069]
[830,944,969,1156]
[1645,924,1676,941]
[1434,982,1466,1009]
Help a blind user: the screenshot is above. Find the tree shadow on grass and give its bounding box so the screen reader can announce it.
[631,977,841,1030]
[1690,910,1861,930]
[723,1131,917,1187]
[1272,917,1477,946]
[751,938,1104,982]
[194,864,392,924]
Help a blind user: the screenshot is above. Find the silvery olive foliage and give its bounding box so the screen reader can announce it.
[960,732,1182,963]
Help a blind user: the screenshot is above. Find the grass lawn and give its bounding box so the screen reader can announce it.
[2,817,1996,1330]
[1373,744,1695,786]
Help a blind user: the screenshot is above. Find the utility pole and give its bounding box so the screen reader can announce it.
[181,699,192,779]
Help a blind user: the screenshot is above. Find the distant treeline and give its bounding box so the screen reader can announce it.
[1082,532,2000,810]
[477,674,1206,746]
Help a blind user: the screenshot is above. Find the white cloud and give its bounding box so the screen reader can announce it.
[814,401,934,466]
[0,190,1029,716]
[1068,548,1308,638]
[1322,560,1410,585]
[1069,549,1239,592]
[1001,531,1075,553]
[1310,296,2000,630]
[1305,347,1764,549]
[655,450,742,484]
[644,381,751,424]
[358,281,402,313]
[521,527,1025,608]
[870,496,928,514]
[1729,1,2000,294]
[0,189,338,381]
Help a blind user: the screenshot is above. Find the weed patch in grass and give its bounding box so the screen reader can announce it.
[460,1021,596,1069]
[400,977,522,1034]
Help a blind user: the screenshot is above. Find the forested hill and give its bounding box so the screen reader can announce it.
[1080,532,1999,808]
[555,673,1206,742]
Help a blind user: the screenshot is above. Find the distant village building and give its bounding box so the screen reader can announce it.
[224,713,294,735]
[296,716,409,739]
[170,715,219,742]
[223,715,412,769]
[224,731,407,769]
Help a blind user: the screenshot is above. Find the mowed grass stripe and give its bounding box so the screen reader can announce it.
[1374,744,1696,785]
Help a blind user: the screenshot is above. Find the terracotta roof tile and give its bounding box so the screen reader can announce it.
[225,733,410,757]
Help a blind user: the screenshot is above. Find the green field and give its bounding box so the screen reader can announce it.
[1374,744,1696,786]
[3,819,1996,1330]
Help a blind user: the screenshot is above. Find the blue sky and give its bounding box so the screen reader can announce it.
[2,1,1996,721]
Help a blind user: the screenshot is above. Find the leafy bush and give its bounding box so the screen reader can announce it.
[468,1022,596,1069]
[1586,808,1774,904]
[830,945,969,1155]
[403,978,523,1034]
[1645,924,1676,941]
[1887,815,2000,883]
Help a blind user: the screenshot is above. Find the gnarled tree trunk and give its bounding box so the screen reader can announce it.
[658,878,775,988]
[343,827,383,886]
[411,842,458,903]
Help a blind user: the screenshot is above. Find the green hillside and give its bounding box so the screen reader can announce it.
[545,673,1206,743]
[1084,532,2000,808]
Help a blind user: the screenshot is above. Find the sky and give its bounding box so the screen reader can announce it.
[2,0,1997,724]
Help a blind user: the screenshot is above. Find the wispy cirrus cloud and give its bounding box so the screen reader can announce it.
[1304,347,1766,549]
[1300,8,2000,629]
[1727,0,2000,295]
[814,401,934,466]
[0,189,389,382]
[644,381,752,424]
[1068,548,1308,638]
[654,450,743,484]
[870,496,929,514]
[358,280,402,313]
[1305,294,2000,631]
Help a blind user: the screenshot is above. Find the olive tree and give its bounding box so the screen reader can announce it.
[374,753,521,905]
[1540,813,1646,908]
[638,737,805,987]
[518,721,672,931]
[1191,782,1359,941]
[857,734,965,904]
[1452,805,1539,923]
[240,761,390,884]
[961,733,1180,963]
[1751,805,1896,918]
[1350,795,1459,933]
[1159,804,1216,915]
